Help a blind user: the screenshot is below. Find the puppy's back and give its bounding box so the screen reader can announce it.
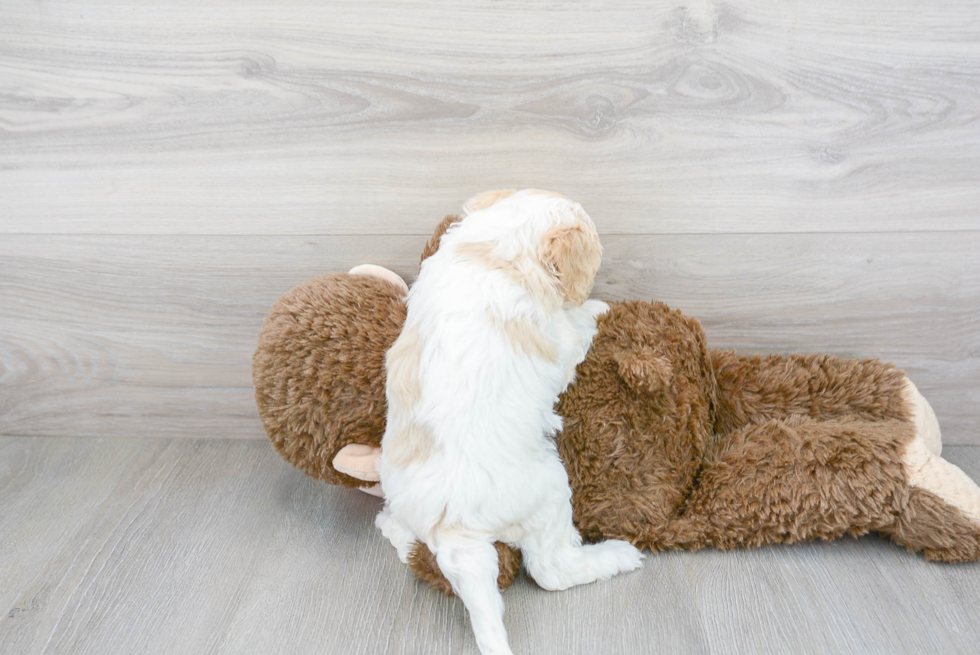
[381,190,602,477]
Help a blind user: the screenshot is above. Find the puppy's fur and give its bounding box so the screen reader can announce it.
[377,190,643,655]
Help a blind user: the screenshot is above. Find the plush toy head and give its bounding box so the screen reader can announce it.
[253,271,406,494]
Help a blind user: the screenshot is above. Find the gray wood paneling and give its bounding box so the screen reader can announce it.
[1,1,978,234]
[1,232,977,443]
[1,437,979,655]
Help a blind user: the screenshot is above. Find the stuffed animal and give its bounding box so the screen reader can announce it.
[253,212,980,595]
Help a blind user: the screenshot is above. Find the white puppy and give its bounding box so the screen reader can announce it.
[376,189,644,655]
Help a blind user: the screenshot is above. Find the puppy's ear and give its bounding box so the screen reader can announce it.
[539,215,602,305]
[463,189,517,215]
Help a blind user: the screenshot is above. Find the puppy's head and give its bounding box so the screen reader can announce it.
[459,188,602,306]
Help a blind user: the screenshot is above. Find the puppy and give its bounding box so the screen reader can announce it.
[377,189,643,655]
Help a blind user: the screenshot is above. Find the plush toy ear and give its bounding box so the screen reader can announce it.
[616,347,673,396]
[347,265,409,295]
[332,444,384,496]
[539,215,603,305]
[420,214,464,267]
[463,189,517,215]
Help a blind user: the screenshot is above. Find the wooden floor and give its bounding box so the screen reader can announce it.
[1,436,979,655]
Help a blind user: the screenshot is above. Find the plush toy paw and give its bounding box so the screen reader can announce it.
[899,376,979,523]
[900,431,980,527]
[887,375,980,561]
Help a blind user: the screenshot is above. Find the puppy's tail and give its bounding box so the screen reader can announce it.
[407,541,523,595]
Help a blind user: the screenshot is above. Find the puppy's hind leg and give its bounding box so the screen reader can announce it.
[375,508,417,564]
[521,493,643,592]
[432,533,513,655]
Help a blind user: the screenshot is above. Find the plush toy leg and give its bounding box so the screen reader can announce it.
[431,534,514,655]
[671,412,980,562]
[880,486,980,562]
[900,439,980,522]
[880,426,980,562]
[667,416,914,551]
[710,351,912,435]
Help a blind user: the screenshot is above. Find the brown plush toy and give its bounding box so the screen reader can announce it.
[253,212,980,596]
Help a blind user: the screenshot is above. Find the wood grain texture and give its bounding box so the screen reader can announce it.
[1,1,978,445]
[1,0,978,234]
[1,231,978,443]
[1,437,979,655]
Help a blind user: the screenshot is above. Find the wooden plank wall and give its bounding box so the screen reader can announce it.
[1,0,978,443]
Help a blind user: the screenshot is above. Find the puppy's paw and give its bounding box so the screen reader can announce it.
[544,411,564,435]
[585,539,644,580]
[375,509,416,564]
[582,299,610,318]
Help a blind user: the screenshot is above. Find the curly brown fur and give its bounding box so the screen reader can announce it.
[711,351,911,434]
[663,416,915,551]
[557,301,717,547]
[253,273,404,487]
[881,488,980,562]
